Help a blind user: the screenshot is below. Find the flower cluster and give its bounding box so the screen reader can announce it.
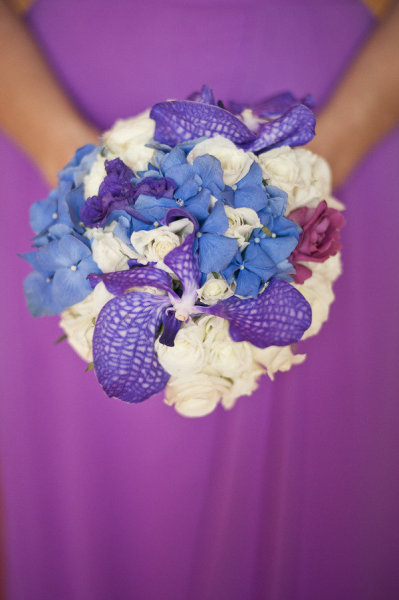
[23,86,344,417]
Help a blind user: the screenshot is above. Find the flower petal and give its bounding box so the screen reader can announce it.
[199,233,238,274]
[150,101,256,146]
[159,311,182,346]
[93,292,170,403]
[88,266,173,295]
[244,105,316,152]
[163,209,201,292]
[204,278,312,347]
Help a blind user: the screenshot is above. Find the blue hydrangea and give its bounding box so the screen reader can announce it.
[24,145,100,315]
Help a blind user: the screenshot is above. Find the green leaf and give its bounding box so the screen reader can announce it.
[85,362,94,372]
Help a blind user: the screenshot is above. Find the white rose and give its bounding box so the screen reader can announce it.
[131,226,181,269]
[253,345,306,380]
[224,206,261,247]
[258,146,334,213]
[165,373,231,417]
[258,146,301,197]
[102,109,155,173]
[84,154,107,199]
[85,226,137,272]
[292,254,342,340]
[221,365,264,409]
[187,135,255,186]
[205,336,255,379]
[293,148,332,207]
[59,282,114,363]
[197,274,233,305]
[155,321,206,377]
[239,108,263,132]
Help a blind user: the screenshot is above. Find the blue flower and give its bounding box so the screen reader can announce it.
[194,200,238,274]
[132,148,225,227]
[222,216,300,297]
[30,144,99,246]
[23,235,100,316]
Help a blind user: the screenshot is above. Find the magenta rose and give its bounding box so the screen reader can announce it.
[288,200,345,284]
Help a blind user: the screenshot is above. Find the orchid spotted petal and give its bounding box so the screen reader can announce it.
[229,92,314,118]
[87,266,173,296]
[243,105,316,152]
[163,209,201,293]
[93,292,170,403]
[203,278,311,347]
[187,85,216,105]
[150,101,256,147]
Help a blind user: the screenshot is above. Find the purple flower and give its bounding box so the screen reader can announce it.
[150,86,315,153]
[132,176,176,201]
[87,210,312,404]
[80,158,139,228]
[288,200,345,284]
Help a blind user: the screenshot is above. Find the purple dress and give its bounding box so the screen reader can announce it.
[1,1,399,598]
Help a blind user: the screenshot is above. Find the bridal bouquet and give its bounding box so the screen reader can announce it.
[23,86,344,417]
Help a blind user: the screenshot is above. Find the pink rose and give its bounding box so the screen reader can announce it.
[289,200,345,284]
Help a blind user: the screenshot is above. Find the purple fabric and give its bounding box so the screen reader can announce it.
[1,1,399,600]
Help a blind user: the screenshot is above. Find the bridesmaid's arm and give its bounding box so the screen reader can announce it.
[0,0,99,186]
[309,2,399,188]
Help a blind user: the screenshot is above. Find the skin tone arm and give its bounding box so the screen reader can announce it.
[308,2,399,187]
[0,0,99,186]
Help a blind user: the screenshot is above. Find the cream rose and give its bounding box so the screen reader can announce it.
[253,345,306,380]
[102,109,155,173]
[224,206,261,247]
[197,274,233,305]
[187,135,255,186]
[165,373,231,417]
[155,321,206,377]
[221,366,264,409]
[258,146,334,213]
[85,226,137,272]
[84,154,107,199]
[59,282,114,363]
[205,336,255,379]
[292,254,341,339]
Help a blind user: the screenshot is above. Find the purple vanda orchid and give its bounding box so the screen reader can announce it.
[150,91,315,153]
[88,210,312,405]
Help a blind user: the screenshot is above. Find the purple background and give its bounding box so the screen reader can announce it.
[1,1,399,598]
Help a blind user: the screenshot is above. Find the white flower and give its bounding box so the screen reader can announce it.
[257,146,333,213]
[221,366,264,409]
[205,334,255,379]
[85,226,137,272]
[224,206,261,247]
[293,254,342,339]
[187,135,255,186]
[102,109,155,173]
[197,274,233,305]
[253,345,306,380]
[84,154,107,199]
[155,321,206,377]
[131,226,180,268]
[258,146,301,195]
[59,282,114,363]
[130,219,190,271]
[165,373,231,417]
[239,108,263,132]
